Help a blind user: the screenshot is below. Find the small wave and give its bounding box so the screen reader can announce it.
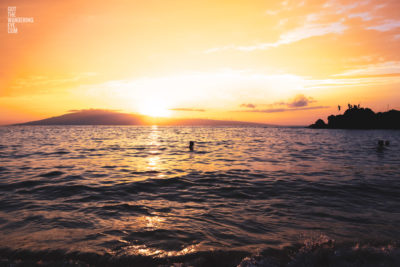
[0,166,8,172]
[38,171,65,177]
[63,175,85,181]
[54,165,75,169]
[0,247,248,267]
[0,240,398,267]
[130,170,161,175]
[193,151,209,154]
[47,150,70,155]
[82,203,152,217]
[238,240,400,267]
[102,165,117,169]
[0,180,45,193]
[131,146,146,150]
[29,184,99,199]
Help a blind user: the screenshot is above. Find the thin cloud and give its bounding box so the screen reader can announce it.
[268,94,316,108]
[239,95,316,110]
[7,73,97,96]
[323,0,362,14]
[265,10,279,15]
[67,108,121,113]
[348,12,373,21]
[240,103,257,108]
[236,106,329,113]
[335,61,400,76]
[236,94,323,113]
[367,20,400,31]
[170,108,206,112]
[287,94,316,107]
[205,21,347,53]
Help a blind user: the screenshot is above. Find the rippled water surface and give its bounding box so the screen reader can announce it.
[0,126,399,266]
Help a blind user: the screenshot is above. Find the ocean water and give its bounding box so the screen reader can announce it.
[0,126,399,266]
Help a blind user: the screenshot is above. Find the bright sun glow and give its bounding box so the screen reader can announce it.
[138,100,171,117]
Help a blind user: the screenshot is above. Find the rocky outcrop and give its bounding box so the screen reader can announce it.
[309,105,400,129]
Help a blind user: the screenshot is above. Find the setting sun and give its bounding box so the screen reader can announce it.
[138,100,171,118]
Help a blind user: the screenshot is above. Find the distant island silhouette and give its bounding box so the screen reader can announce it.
[13,109,269,126]
[309,104,400,129]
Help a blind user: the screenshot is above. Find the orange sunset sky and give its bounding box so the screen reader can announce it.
[1,0,400,125]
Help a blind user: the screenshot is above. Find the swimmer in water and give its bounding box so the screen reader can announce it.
[189,141,194,151]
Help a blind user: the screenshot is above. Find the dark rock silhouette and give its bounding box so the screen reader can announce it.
[13,109,270,126]
[310,119,327,129]
[14,109,145,126]
[309,105,400,129]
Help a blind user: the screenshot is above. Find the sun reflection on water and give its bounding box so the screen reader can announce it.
[107,215,200,257]
[118,243,200,257]
[141,215,166,229]
[146,126,162,172]
[147,156,159,169]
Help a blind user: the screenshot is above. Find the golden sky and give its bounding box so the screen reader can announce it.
[1,0,400,125]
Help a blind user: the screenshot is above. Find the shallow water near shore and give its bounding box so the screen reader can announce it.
[0,126,399,266]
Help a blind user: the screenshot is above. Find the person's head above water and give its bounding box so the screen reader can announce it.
[189,141,194,151]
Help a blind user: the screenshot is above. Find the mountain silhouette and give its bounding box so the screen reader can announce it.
[309,105,400,129]
[14,109,268,126]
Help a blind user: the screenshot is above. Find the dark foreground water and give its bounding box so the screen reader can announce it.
[0,126,399,266]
